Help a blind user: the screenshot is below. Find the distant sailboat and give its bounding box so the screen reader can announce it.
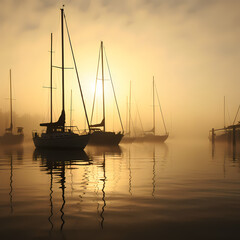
[144,76,168,142]
[88,41,124,145]
[0,69,24,145]
[209,96,229,141]
[32,8,90,149]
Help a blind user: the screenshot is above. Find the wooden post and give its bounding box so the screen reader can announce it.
[212,128,215,144]
[232,126,236,160]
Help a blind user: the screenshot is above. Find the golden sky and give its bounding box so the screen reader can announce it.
[1,0,240,137]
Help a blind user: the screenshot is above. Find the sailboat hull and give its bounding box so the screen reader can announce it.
[88,131,123,146]
[0,133,24,145]
[33,133,90,149]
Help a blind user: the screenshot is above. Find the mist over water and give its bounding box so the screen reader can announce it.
[0,139,240,240]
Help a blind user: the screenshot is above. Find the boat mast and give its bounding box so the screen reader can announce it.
[50,33,53,123]
[126,96,128,133]
[61,8,65,124]
[224,96,225,128]
[9,69,13,133]
[153,76,155,135]
[129,81,131,137]
[70,89,72,130]
[101,41,106,132]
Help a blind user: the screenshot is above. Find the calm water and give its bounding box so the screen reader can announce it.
[0,139,240,240]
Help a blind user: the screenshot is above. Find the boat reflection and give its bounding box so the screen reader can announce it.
[0,146,24,215]
[99,153,106,229]
[0,145,24,161]
[86,145,122,229]
[30,143,168,232]
[85,145,122,158]
[33,148,91,232]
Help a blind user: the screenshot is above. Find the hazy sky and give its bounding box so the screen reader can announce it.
[1,0,240,137]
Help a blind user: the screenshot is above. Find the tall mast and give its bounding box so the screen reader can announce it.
[224,96,225,128]
[153,76,155,135]
[61,8,65,117]
[50,33,53,123]
[126,96,128,133]
[129,81,131,137]
[101,41,105,132]
[70,89,72,130]
[9,69,13,132]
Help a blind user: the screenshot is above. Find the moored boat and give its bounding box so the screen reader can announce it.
[143,76,168,143]
[32,8,90,149]
[0,70,24,145]
[88,41,124,145]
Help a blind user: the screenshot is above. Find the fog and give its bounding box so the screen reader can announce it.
[1,0,240,139]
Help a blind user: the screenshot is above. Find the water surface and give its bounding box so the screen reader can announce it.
[0,139,239,239]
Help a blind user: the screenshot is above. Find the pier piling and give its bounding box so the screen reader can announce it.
[212,128,215,144]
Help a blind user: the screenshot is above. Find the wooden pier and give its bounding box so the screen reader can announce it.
[210,123,240,147]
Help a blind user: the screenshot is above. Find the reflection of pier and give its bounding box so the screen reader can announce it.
[33,149,91,231]
[211,141,240,170]
[210,123,240,147]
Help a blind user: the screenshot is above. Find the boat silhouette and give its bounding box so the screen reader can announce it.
[32,8,90,149]
[0,69,24,145]
[143,76,168,142]
[88,41,124,145]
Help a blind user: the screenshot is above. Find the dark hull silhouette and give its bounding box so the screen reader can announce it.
[143,134,168,143]
[33,133,90,149]
[0,133,24,145]
[88,131,123,146]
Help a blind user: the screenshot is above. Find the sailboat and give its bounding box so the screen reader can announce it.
[0,70,24,145]
[88,41,124,145]
[32,8,90,149]
[144,76,168,142]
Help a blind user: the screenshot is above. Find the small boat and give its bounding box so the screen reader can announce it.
[33,8,90,149]
[88,41,124,145]
[143,76,168,142]
[0,70,24,145]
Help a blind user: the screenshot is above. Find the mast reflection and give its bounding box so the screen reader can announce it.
[128,147,132,196]
[9,155,13,214]
[86,145,122,229]
[100,153,106,229]
[152,145,156,198]
[150,143,168,198]
[0,146,24,215]
[33,148,91,232]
